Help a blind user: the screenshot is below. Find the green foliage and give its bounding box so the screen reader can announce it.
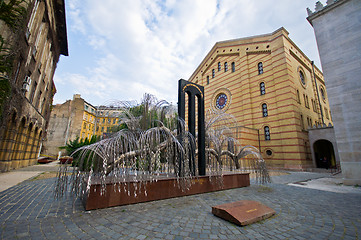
[60,135,99,169]
[106,95,177,134]
[60,135,99,157]
[0,0,28,119]
[132,94,177,130]
[106,123,127,134]
[0,36,13,73]
[0,0,28,29]
[0,75,10,118]
[0,0,28,73]
[129,104,144,117]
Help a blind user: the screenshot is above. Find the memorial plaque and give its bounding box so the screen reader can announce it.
[212,200,275,226]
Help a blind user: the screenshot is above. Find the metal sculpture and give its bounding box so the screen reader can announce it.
[178,79,205,176]
[55,83,271,202]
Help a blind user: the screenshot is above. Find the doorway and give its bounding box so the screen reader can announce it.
[313,140,336,169]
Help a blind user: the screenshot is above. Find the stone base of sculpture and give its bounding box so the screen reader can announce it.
[83,173,250,210]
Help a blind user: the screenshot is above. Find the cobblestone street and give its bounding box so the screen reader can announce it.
[0,172,360,239]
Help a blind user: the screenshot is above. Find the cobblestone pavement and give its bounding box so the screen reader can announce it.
[0,172,360,239]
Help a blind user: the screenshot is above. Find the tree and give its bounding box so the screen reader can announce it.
[0,0,28,119]
[60,135,99,157]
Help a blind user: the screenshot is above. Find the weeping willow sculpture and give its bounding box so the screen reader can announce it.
[55,93,270,200]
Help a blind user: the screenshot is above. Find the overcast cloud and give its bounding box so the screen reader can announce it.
[53,0,324,106]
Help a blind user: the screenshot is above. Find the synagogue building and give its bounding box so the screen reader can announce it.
[188,27,333,170]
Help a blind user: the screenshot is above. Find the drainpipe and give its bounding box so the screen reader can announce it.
[257,129,261,152]
[311,61,324,125]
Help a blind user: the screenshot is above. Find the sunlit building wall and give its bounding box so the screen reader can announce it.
[44,95,122,156]
[188,27,333,170]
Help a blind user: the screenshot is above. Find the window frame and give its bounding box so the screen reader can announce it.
[262,103,268,117]
[258,62,263,75]
[300,114,305,130]
[260,82,266,95]
[320,87,326,102]
[264,126,270,141]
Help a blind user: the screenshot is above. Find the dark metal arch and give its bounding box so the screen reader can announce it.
[178,79,205,176]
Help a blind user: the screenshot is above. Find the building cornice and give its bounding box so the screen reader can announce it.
[53,0,68,56]
[307,0,350,26]
[188,27,289,81]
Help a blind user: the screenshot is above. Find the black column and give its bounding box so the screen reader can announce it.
[197,94,205,176]
[177,79,206,176]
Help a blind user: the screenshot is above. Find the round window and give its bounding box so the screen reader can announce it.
[299,70,305,85]
[266,149,273,156]
[211,88,232,111]
[216,94,228,110]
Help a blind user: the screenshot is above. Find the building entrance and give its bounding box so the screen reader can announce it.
[313,140,336,169]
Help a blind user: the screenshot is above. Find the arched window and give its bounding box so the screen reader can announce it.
[207,76,209,85]
[231,62,235,72]
[296,90,300,103]
[264,126,270,141]
[224,62,228,72]
[258,62,263,74]
[218,62,221,72]
[262,103,268,117]
[303,94,309,108]
[212,69,215,78]
[300,114,304,129]
[260,82,266,95]
[307,117,310,127]
[320,87,326,100]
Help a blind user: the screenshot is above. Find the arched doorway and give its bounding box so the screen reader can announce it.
[313,140,336,169]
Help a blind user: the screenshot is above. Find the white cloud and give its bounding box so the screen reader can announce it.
[67,0,86,34]
[55,0,321,105]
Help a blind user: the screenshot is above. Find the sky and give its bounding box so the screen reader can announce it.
[53,0,324,106]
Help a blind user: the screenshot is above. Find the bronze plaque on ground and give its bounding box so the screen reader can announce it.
[212,200,275,226]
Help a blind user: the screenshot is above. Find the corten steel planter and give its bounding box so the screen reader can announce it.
[83,173,250,210]
[59,156,73,164]
[37,157,54,164]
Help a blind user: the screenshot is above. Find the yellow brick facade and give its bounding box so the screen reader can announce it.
[93,107,122,138]
[45,95,122,156]
[80,103,96,140]
[188,27,332,170]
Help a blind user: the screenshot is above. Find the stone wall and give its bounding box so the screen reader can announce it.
[44,95,84,156]
[307,0,361,185]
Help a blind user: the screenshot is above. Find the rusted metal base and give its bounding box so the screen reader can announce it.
[83,173,250,210]
[212,200,276,226]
